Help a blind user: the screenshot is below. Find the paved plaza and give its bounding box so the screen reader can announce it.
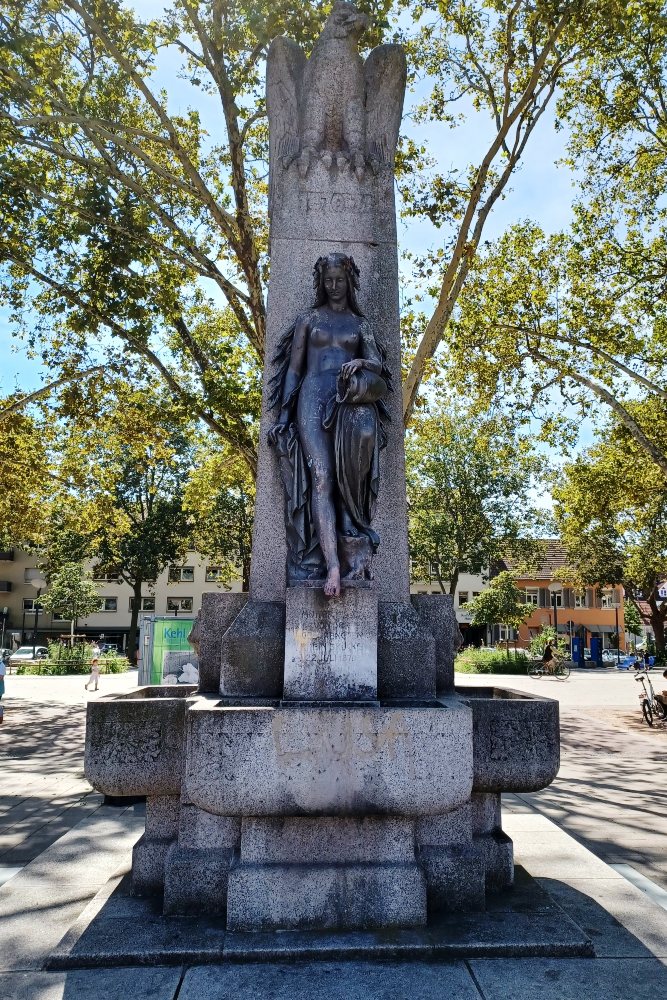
[0,668,665,997]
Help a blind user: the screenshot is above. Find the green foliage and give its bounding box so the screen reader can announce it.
[455,647,528,675]
[183,442,255,590]
[624,599,643,638]
[406,406,546,594]
[528,626,567,660]
[17,642,128,675]
[0,403,52,550]
[398,0,629,418]
[0,0,392,465]
[465,571,533,631]
[554,409,667,652]
[39,562,100,625]
[438,220,667,470]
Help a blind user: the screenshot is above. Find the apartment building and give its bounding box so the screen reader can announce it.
[0,548,242,650]
[2,549,486,650]
[498,541,626,652]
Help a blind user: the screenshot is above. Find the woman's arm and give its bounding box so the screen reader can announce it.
[268,314,309,444]
[340,318,382,379]
[278,315,309,419]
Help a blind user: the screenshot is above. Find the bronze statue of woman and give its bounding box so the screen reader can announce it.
[268,254,391,597]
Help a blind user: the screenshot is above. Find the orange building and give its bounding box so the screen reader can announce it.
[499,541,626,653]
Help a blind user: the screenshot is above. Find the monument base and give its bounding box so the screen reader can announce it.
[283,585,378,700]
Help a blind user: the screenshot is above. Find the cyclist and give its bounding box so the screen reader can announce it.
[542,641,555,673]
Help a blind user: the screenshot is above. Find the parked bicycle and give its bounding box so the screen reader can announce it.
[528,657,570,680]
[635,669,667,727]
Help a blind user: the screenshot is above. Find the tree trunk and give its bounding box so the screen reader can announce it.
[648,594,666,655]
[447,567,460,599]
[127,580,142,665]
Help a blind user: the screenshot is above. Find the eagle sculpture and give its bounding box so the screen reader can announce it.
[266,2,406,193]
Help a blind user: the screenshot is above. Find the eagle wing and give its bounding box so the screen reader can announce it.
[364,44,407,171]
[266,35,305,209]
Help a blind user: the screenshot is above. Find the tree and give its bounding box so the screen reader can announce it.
[0,0,382,467]
[0,0,627,448]
[39,562,100,644]
[406,407,545,596]
[464,570,532,658]
[554,408,667,656]
[0,401,53,550]
[183,443,254,591]
[437,220,667,474]
[624,599,643,640]
[398,0,625,419]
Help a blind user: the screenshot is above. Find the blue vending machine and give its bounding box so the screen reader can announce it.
[590,636,603,667]
[571,636,584,668]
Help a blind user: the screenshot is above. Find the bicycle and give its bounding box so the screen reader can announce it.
[635,669,667,727]
[528,657,570,680]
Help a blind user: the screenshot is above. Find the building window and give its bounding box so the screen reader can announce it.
[498,625,512,641]
[169,566,195,583]
[550,591,563,608]
[574,592,586,608]
[92,569,121,582]
[205,566,225,583]
[524,588,539,606]
[99,598,118,612]
[129,597,156,612]
[22,599,44,613]
[429,561,440,579]
[167,597,193,612]
[472,591,480,599]
[458,591,469,607]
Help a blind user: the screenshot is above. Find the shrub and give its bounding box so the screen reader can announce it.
[456,646,528,675]
[16,642,129,675]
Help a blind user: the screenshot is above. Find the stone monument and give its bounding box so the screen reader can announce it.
[84,2,560,939]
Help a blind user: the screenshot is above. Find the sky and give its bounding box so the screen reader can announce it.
[0,3,578,416]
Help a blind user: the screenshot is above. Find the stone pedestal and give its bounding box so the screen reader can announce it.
[283,586,377,701]
[227,816,426,931]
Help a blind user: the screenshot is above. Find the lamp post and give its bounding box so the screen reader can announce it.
[25,569,47,659]
[547,582,560,647]
[615,602,620,666]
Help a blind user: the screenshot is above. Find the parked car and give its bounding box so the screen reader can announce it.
[99,643,118,654]
[8,646,49,668]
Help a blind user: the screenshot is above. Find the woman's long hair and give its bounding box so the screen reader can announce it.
[312,253,363,315]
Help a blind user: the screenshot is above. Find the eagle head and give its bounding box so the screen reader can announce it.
[324,2,370,41]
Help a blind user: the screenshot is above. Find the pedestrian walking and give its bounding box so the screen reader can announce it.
[85,645,101,692]
[0,651,6,723]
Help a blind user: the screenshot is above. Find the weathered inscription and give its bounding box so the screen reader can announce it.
[283,587,378,701]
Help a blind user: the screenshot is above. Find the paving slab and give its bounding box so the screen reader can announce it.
[537,878,667,958]
[0,967,183,1000]
[47,865,591,968]
[178,961,480,1000]
[469,957,667,1000]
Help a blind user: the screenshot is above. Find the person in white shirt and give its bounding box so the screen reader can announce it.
[0,653,6,723]
[85,644,102,692]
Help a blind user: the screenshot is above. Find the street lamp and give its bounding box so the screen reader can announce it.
[547,582,561,645]
[615,601,620,666]
[25,569,47,658]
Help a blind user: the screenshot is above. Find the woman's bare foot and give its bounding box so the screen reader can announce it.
[323,565,341,598]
